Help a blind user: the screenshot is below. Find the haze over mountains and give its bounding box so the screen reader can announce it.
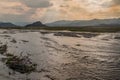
[0,22,17,27]
[46,18,120,27]
[0,18,120,27]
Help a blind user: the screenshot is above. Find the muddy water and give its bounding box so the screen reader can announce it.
[0,30,120,80]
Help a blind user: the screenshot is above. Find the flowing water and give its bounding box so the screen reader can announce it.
[0,30,120,80]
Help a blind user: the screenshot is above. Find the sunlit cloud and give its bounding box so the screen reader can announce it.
[0,1,29,15]
[0,0,119,23]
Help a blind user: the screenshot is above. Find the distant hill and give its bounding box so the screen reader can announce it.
[46,18,120,27]
[0,22,17,27]
[25,21,46,27]
[14,22,32,26]
[0,18,120,28]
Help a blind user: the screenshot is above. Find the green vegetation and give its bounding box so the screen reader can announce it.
[5,54,37,74]
[0,26,120,32]
[39,26,120,32]
[0,44,37,74]
[0,44,7,54]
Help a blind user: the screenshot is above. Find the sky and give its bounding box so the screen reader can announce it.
[0,0,120,24]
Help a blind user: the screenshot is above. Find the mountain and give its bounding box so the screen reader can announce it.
[14,22,32,26]
[46,18,120,27]
[0,22,17,27]
[25,21,46,27]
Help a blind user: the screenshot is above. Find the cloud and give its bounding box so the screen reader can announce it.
[0,1,29,15]
[0,0,120,23]
[112,0,120,5]
[0,0,51,23]
[1,0,53,8]
[44,0,120,22]
[20,0,53,8]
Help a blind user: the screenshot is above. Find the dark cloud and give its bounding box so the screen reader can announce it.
[112,0,120,5]
[60,5,69,8]
[21,0,53,8]
[0,8,36,22]
[64,0,72,1]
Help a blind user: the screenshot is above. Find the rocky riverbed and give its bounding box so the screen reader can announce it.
[0,29,120,80]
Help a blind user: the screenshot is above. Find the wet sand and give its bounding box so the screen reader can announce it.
[0,29,120,80]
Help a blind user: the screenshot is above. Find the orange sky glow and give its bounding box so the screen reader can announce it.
[0,0,120,23]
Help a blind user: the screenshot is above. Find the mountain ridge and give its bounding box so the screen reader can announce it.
[0,18,120,28]
[0,22,18,27]
[25,21,46,27]
[46,18,120,27]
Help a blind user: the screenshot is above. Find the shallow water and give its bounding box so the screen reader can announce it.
[0,30,120,80]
